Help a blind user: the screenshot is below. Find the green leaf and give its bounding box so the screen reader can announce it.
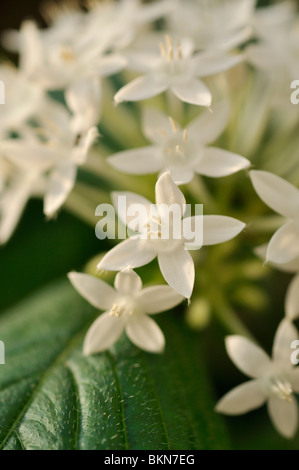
[0,280,230,450]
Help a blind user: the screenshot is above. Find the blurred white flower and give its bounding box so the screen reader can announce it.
[108,101,250,184]
[217,319,299,439]
[114,34,242,106]
[7,19,126,92]
[0,102,98,217]
[0,64,44,137]
[68,267,184,354]
[250,170,299,266]
[0,157,45,244]
[167,0,255,51]
[98,172,245,298]
[246,2,299,84]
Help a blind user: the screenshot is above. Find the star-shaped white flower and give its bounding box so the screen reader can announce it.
[0,102,98,217]
[108,102,250,184]
[68,268,184,354]
[250,170,299,266]
[98,172,245,298]
[216,319,299,439]
[114,34,242,107]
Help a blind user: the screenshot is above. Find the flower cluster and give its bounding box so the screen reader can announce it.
[1,0,299,441]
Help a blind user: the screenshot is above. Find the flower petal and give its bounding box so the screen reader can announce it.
[272,319,298,366]
[83,312,125,355]
[155,171,186,212]
[267,395,298,439]
[138,285,184,314]
[95,54,127,76]
[171,79,212,107]
[250,170,299,219]
[169,166,194,185]
[194,52,243,78]
[44,162,77,217]
[98,237,156,271]
[266,221,299,265]
[202,215,245,246]
[108,146,162,175]
[114,268,143,295]
[187,100,230,145]
[285,274,299,320]
[111,191,154,232]
[216,380,266,415]
[226,336,271,378]
[126,314,165,353]
[158,246,195,299]
[114,75,168,103]
[196,148,250,177]
[68,272,117,309]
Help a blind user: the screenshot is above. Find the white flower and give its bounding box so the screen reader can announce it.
[216,319,299,439]
[114,34,242,107]
[97,172,245,298]
[68,267,184,354]
[0,102,98,217]
[108,102,250,184]
[250,170,299,266]
[9,19,126,92]
[167,0,255,52]
[0,63,44,137]
[246,2,299,83]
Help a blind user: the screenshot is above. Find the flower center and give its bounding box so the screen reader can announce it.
[157,35,191,83]
[60,46,76,63]
[109,298,137,318]
[267,375,293,402]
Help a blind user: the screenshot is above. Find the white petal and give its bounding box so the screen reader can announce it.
[72,127,98,165]
[246,44,279,72]
[216,380,266,415]
[194,52,243,78]
[187,100,230,145]
[142,107,179,145]
[98,237,156,271]
[2,141,57,171]
[68,272,118,310]
[126,314,165,353]
[182,216,203,250]
[158,246,195,299]
[171,78,212,107]
[285,274,299,320]
[111,191,154,232]
[272,319,299,365]
[266,222,299,265]
[44,162,77,217]
[226,336,271,378]
[202,215,245,246]
[114,268,142,295]
[65,78,101,133]
[114,75,168,103]
[288,369,299,393]
[155,171,186,213]
[108,146,162,175]
[250,170,299,219]
[83,312,125,355]
[95,54,127,76]
[138,285,184,314]
[267,395,298,439]
[169,166,194,185]
[0,175,32,244]
[196,148,250,177]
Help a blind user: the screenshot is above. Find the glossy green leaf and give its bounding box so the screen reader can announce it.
[0,280,230,450]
